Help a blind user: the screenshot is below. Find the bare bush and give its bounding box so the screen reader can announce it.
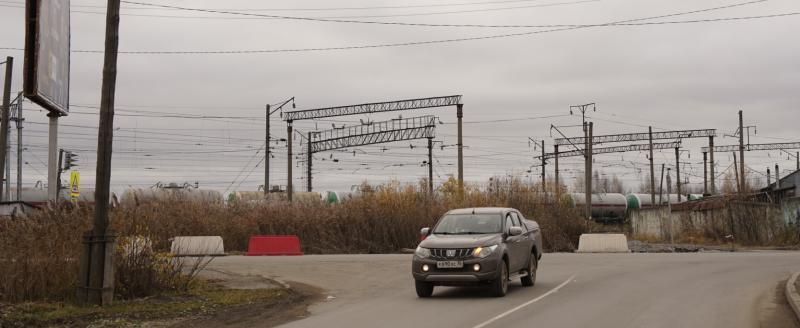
[0,177,587,303]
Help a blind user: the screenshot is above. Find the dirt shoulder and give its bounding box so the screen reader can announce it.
[0,272,321,327]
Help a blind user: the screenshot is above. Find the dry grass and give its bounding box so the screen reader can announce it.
[0,177,588,303]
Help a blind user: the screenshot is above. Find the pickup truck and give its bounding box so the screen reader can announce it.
[411,207,543,297]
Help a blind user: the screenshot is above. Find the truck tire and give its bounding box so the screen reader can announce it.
[521,253,537,287]
[415,280,434,298]
[491,260,509,297]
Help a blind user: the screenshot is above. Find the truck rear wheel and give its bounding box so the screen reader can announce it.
[415,280,434,298]
[521,253,537,287]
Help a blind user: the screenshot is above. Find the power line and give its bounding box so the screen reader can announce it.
[2,5,795,54]
[0,0,566,12]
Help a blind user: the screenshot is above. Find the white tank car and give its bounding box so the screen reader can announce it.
[227,191,266,203]
[625,193,691,210]
[567,193,628,221]
[121,187,223,206]
[323,191,362,204]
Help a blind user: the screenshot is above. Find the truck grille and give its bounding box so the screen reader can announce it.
[430,248,474,260]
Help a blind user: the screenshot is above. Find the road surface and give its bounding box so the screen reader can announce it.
[206,252,800,328]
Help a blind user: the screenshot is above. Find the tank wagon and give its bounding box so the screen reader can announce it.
[121,183,223,206]
[564,192,705,222]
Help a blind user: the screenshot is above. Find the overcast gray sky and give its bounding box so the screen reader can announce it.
[1,0,799,197]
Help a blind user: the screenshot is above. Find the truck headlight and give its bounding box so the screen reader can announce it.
[415,246,431,259]
[473,245,498,258]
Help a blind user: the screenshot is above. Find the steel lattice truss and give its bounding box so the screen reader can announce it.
[283,95,462,121]
[554,129,716,146]
[540,141,681,160]
[701,142,800,153]
[310,116,436,153]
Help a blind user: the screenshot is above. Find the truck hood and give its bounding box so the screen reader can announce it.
[420,233,503,249]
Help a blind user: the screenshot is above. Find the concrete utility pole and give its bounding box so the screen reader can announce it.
[709,136,716,194]
[5,121,10,201]
[703,152,708,195]
[738,110,745,193]
[265,104,270,195]
[47,112,59,201]
[306,131,312,192]
[456,104,464,195]
[15,93,22,201]
[554,145,559,194]
[264,97,294,195]
[775,164,780,190]
[666,168,674,247]
[540,140,546,190]
[649,126,656,205]
[287,121,293,202]
[675,148,682,202]
[797,152,799,171]
[659,163,665,204]
[585,122,594,220]
[427,137,433,195]
[0,56,12,201]
[80,0,121,306]
[733,152,741,193]
[767,167,771,187]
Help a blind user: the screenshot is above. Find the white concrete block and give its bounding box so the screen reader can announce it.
[170,236,225,256]
[576,234,630,253]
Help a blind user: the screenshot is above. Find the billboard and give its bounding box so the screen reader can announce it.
[23,0,70,115]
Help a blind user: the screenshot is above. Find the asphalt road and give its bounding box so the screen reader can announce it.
[206,252,800,328]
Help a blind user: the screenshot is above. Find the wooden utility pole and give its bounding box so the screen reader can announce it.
[738,110,745,192]
[649,126,655,205]
[79,0,121,306]
[0,56,12,201]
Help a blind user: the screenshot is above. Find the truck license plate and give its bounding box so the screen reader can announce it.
[436,261,463,269]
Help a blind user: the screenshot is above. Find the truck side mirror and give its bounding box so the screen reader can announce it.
[509,226,524,237]
[420,227,430,237]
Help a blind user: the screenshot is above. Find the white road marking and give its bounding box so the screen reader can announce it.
[472,274,577,328]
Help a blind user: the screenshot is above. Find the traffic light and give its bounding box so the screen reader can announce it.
[64,151,78,170]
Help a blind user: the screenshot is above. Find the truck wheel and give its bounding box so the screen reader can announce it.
[491,260,508,297]
[415,280,434,298]
[521,253,537,287]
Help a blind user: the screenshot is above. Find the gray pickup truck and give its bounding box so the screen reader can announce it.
[411,207,543,297]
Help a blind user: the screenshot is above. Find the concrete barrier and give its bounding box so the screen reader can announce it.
[246,235,303,256]
[786,271,800,323]
[170,236,225,256]
[576,234,630,253]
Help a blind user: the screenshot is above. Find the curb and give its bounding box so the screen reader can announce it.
[787,271,800,323]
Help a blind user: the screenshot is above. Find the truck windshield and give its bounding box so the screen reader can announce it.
[432,214,502,235]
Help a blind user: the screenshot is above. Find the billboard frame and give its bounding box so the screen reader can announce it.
[23,0,71,116]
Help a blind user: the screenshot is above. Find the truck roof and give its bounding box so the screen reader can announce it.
[446,207,514,215]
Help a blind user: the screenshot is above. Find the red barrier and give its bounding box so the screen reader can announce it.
[246,235,303,256]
